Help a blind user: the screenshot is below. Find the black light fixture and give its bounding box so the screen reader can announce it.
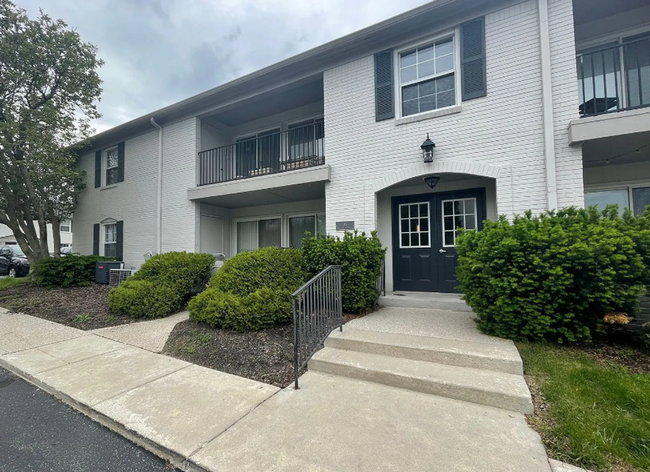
[423,176,440,189]
[421,133,436,163]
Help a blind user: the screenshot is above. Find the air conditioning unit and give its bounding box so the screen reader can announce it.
[95,261,124,284]
[109,269,134,287]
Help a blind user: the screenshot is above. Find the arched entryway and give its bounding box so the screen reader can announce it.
[371,161,502,294]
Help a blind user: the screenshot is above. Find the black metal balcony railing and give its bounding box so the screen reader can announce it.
[292,265,342,389]
[577,36,650,117]
[198,121,325,186]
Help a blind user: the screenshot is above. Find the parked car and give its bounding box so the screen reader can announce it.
[0,245,30,277]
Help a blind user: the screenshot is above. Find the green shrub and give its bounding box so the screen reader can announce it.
[109,251,215,319]
[108,280,183,319]
[302,231,386,313]
[189,247,305,332]
[189,287,293,332]
[33,255,114,288]
[456,207,648,343]
[209,246,305,296]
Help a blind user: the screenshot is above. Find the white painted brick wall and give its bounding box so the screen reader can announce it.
[323,0,556,234]
[161,117,199,253]
[74,130,159,269]
[549,0,585,208]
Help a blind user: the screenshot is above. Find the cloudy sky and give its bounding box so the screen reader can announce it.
[18,0,431,133]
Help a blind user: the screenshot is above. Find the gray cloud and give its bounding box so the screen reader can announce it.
[17,0,431,133]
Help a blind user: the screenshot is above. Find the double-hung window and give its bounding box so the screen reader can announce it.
[399,37,456,117]
[105,148,119,186]
[103,223,117,258]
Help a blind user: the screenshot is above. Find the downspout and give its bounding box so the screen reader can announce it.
[150,118,163,253]
[538,0,558,210]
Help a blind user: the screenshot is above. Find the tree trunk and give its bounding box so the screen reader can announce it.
[51,216,61,258]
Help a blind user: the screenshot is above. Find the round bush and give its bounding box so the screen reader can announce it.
[209,246,305,295]
[108,280,183,319]
[456,207,647,343]
[188,287,293,332]
[109,251,215,319]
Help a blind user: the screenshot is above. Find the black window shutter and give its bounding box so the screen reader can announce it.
[460,16,487,101]
[93,224,100,255]
[374,49,394,121]
[94,151,102,188]
[116,221,124,261]
[117,141,125,183]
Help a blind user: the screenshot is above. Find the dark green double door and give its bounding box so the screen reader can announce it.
[392,188,486,293]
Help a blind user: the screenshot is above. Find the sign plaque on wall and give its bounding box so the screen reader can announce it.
[336,221,355,231]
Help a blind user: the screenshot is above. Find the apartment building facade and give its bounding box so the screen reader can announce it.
[73,0,650,293]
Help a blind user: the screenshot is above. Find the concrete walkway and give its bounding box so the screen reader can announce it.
[0,307,555,471]
[91,310,190,352]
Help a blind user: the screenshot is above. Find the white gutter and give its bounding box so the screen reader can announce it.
[538,0,558,210]
[150,118,163,253]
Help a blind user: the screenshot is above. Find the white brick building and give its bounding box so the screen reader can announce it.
[74,0,650,293]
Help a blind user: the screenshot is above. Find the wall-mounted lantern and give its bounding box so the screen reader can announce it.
[421,133,436,163]
[423,176,440,189]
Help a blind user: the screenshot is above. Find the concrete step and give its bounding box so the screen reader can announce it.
[325,328,523,375]
[379,292,472,311]
[309,347,533,415]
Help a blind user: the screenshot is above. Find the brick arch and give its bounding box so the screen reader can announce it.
[369,159,504,193]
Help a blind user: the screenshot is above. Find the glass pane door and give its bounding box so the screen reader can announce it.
[633,187,650,216]
[258,218,281,248]
[584,189,629,214]
[624,34,650,109]
[441,198,477,247]
[237,221,257,253]
[289,216,316,249]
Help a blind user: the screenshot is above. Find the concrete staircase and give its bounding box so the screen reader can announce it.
[379,291,472,312]
[309,327,533,415]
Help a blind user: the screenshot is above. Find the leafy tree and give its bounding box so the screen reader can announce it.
[0,0,103,263]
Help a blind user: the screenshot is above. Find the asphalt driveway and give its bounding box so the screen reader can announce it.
[0,367,177,472]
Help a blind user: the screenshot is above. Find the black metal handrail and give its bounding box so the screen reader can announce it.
[292,265,342,389]
[577,36,650,117]
[198,121,325,186]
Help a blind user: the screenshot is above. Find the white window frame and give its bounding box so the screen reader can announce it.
[232,215,283,254]
[441,198,478,248]
[101,220,117,258]
[585,180,650,215]
[60,219,72,233]
[286,212,326,248]
[103,147,119,187]
[394,29,462,120]
[398,202,432,249]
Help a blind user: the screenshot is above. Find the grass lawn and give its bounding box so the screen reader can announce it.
[518,342,650,472]
[0,277,31,291]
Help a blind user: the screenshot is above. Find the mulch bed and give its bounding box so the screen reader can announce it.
[162,319,296,387]
[163,310,372,388]
[0,283,135,330]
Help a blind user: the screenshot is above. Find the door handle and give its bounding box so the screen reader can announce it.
[439,249,447,253]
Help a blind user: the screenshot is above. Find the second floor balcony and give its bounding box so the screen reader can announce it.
[198,120,325,187]
[577,35,650,117]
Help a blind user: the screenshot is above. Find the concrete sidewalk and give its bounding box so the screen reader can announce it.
[1,308,553,471]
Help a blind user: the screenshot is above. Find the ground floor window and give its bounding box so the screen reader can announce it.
[236,218,281,253]
[585,184,650,215]
[289,214,325,249]
[103,222,117,258]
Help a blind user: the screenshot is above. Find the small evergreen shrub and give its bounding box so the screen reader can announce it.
[188,287,293,332]
[302,231,386,313]
[209,246,305,296]
[108,280,182,319]
[33,255,114,288]
[109,251,215,319]
[456,207,648,343]
[188,247,305,332]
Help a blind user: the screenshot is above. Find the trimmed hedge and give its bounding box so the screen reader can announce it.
[209,246,305,296]
[456,207,649,343]
[109,252,215,319]
[189,247,305,332]
[33,255,114,288]
[302,231,386,313]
